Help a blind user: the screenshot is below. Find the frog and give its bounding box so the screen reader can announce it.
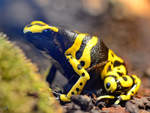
[23,21,141,104]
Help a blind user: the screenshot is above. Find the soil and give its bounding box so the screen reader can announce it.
[58,93,150,113]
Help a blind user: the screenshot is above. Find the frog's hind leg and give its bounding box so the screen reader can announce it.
[114,74,141,104]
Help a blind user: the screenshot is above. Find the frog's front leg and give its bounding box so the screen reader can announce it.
[60,55,90,102]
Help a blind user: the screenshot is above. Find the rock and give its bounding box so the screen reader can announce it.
[126,97,150,113]
[71,95,94,111]
[126,100,139,113]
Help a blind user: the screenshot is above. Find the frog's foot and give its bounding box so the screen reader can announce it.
[114,96,121,105]
[96,95,122,105]
[59,94,70,102]
[96,95,115,101]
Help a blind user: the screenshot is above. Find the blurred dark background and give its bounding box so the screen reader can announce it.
[0,0,150,92]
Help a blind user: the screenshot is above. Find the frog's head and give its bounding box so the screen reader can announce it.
[24,21,59,34]
[23,21,62,56]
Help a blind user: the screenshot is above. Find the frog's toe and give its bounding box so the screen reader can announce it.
[60,94,70,102]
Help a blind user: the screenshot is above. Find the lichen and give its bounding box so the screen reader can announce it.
[0,33,62,113]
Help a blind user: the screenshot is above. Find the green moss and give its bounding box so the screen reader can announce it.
[0,33,62,113]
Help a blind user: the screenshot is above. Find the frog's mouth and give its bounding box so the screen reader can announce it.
[24,31,50,39]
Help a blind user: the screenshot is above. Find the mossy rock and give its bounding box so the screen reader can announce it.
[0,33,62,113]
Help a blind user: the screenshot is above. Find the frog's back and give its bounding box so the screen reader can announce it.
[60,29,108,69]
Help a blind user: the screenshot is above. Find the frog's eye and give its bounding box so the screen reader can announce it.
[104,76,117,93]
[42,29,54,36]
[43,29,55,35]
[106,82,111,89]
[43,29,50,33]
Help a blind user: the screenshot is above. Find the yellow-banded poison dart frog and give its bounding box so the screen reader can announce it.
[23,21,141,104]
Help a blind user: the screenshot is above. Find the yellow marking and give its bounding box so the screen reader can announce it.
[60,94,70,102]
[101,61,112,79]
[65,34,98,69]
[97,95,115,100]
[101,49,126,79]
[113,65,127,75]
[108,49,124,63]
[130,75,141,95]
[118,75,133,87]
[114,99,121,104]
[65,33,86,57]
[67,77,88,97]
[79,36,98,69]
[24,21,58,33]
[31,21,59,32]
[60,77,89,102]
[66,55,90,78]
[31,21,48,26]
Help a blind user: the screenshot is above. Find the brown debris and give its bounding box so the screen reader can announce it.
[125,97,150,113]
[102,106,129,113]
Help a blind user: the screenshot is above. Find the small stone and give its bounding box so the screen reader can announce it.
[144,67,150,77]
[71,95,93,111]
[125,101,139,113]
